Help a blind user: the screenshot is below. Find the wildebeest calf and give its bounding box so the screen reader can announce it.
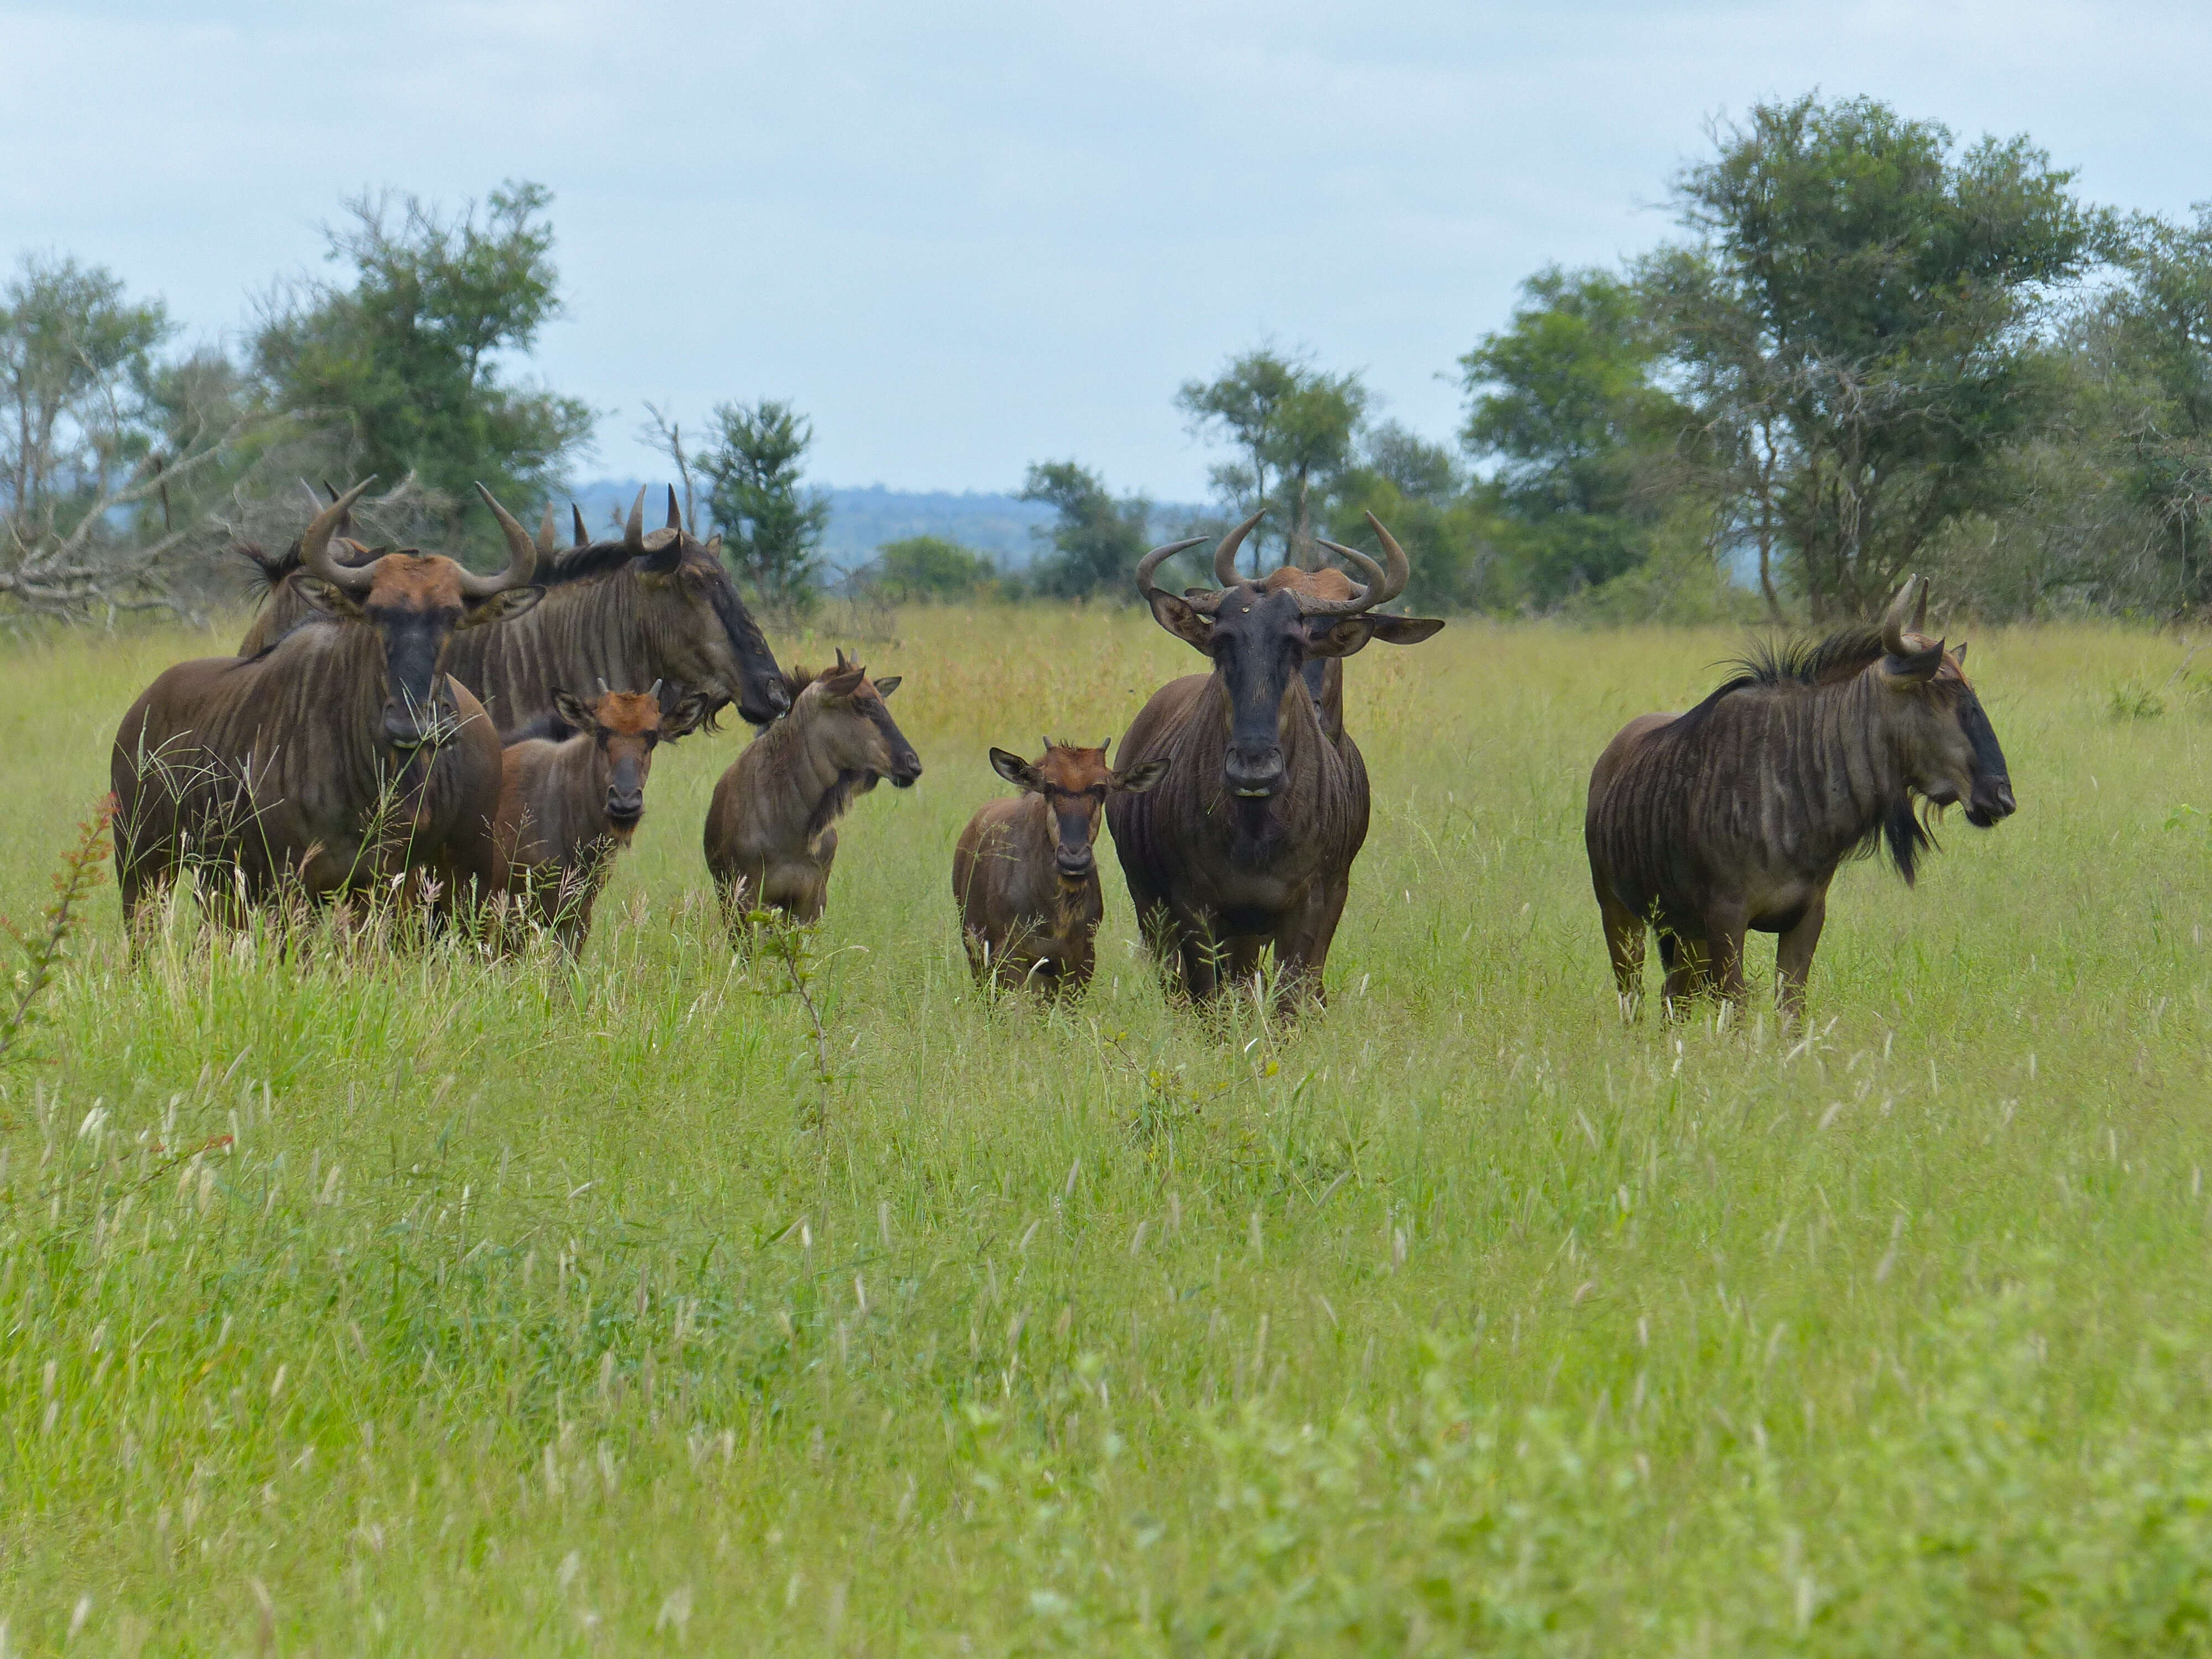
[705,651,921,927]
[953,740,1167,996]
[492,683,707,951]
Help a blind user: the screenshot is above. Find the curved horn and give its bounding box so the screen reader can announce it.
[1134,536,1210,601]
[1213,511,1264,587]
[1881,575,1923,658]
[623,487,648,552]
[300,478,380,593]
[1912,577,1929,635]
[649,678,663,698]
[666,486,683,533]
[1361,512,1410,603]
[536,503,560,556]
[571,504,589,546]
[465,484,542,597]
[1316,537,1389,593]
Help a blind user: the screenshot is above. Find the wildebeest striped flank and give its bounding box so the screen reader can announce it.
[1584,576,2016,1021]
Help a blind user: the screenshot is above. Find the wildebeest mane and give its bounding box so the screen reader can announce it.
[1723,625,1890,691]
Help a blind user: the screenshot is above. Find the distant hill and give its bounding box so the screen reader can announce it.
[570,479,1204,570]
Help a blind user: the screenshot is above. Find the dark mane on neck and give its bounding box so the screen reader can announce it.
[540,540,641,586]
[1720,625,1888,692]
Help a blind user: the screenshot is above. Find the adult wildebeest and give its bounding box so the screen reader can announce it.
[704,651,921,927]
[1106,512,1444,1008]
[241,486,788,732]
[953,740,1167,997]
[492,682,708,951]
[113,481,544,926]
[1584,575,2016,1022]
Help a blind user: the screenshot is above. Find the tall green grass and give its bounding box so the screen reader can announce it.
[1,607,2209,1654]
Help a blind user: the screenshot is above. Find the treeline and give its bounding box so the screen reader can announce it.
[1013,93,2212,623]
[14,92,2212,624]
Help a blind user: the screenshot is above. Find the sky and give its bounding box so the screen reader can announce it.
[7,0,2212,499]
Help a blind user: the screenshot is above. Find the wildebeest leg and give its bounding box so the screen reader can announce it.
[1173,904,1223,1002]
[1274,877,1350,1010]
[1774,889,1829,1027]
[1704,899,1750,1019]
[1658,930,1702,1018]
[1599,894,1646,1020]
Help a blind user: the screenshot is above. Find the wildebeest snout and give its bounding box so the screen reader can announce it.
[382,696,452,750]
[1966,775,2016,827]
[606,784,646,825]
[890,749,923,789]
[1224,744,1284,799]
[1055,844,1095,880]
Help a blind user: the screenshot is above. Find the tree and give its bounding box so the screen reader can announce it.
[254,180,592,552]
[1324,421,1495,613]
[872,535,996,603]
[1018,461,1151,599]
[0,255,278,617]
[699,399,830,618]
[1641,95,2100,619]
[1459,267,1689,608]
[1177,347,1367,572]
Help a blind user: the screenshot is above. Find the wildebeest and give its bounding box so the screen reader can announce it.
[492,682,708,951]
[113,481,544,925]
[1584,575,2016,1021]
[1105,512,1444,1008]
[953,740,1168,996]
[704,651,921,927]
[241,486,789,732]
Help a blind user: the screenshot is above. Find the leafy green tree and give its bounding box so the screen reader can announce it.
[1459,267,1687,608]
[1641,95,2100,619]
[873,535,996,602]
[1324,422,1495,612]
[1018,461,1151,600]
[0,255,295,615]
[2090,207,2212,611]
[699,399,831,618]
[254,180,592,550]
[1177,347,1367,571]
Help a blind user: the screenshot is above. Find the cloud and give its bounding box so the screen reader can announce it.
[3,0,2206,494]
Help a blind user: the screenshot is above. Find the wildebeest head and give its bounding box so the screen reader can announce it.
[989,739,1169,882]
[549,680,709,833]
[792,650,922,789]
[612,487,790,727]
[1874,576,2016,830]
[1137,511,1443,799]
[294,481,544,749]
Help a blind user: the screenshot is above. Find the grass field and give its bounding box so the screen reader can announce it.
[1,604,2208,1655]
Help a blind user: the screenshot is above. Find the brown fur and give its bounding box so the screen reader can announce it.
[492,686,707,951]
[703,654,921,927]
[953,742,1167,997]
[240,491,787,731]
[113,554,540,926]
[1586,613,2016,1021]
[1109,559,1443,1009]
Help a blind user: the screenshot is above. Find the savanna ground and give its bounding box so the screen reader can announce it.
[0,603,2207,1656]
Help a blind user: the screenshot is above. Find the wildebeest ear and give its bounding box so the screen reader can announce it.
[871,675,901,699]
[295,576,365,620]
[1369,615,1444,646]
[662,693,712,738]
[1147,590,1214,649]
[990,747,1040,789]
[1952,641,1968,664]
[551,687,592,731]
[704,532,723,556]
[458,586,544,629]
[1113,757,1171,795]
[1880,638,1945,684]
